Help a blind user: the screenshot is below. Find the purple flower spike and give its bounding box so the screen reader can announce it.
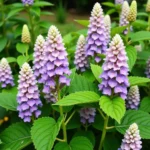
[33,35,45,82]
[74,35,89,72]
[119,1,130,34]
[17,63,42,122]
[22,0,34,5]
[41,25,71,96]
[99,34,129,99]
[79,107,96,124]
[86,2,107,63]
[145,58,150,78]
[126,86,140,110]
[119,123,142,150]
[44,93,57,103]
[104,15,111,45]
[0,58,14,88]
[115,0,124,5]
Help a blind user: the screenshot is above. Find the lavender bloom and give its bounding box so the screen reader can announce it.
[44,93,57,103]
[145,58,150,78]
[0,58,14,88]
[126,86,140,110]
[99,34,129,99]
[22,0,34,5]
[74,35,89,72]
[119,1,130,34]
[119,123,142,150]
[17,63,42,122]
[104,15,111,45]
[33,35,45,82]
[79,107,96,124]
[86,2,107,63]
[115,0,124,5]
[41,25,71,95]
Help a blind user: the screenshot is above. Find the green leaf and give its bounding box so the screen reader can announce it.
[6,57,17,63]
[39,21,51,29]
[116,110,150,139]
[90,64,102,83]
[30,7,41,17]
[126,46,137,71]
[111,26,127,37]
[129,76,150,86]
[54,91,100,106]
[16,43,29,54]
[132,20,148,29]
[130,31,150,42]
[70,136,93,150]
[6,8,24,19]
[0,93,17,111]
[137,12,148,17]
[100,96,125,123]
[74,20,89,27]
[31,117,62,150]
[54,136,93,150]
[0,37,7,52]
[73,131,95,146]
[54,142,70,150]
[33,1,53,7]
[102,2,115,7]
[17,55,29,67]
[140,97,150,112]
[0,122,31,150]
[68,74,98,93]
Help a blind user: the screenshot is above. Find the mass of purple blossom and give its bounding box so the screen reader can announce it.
[17,63,42,122]
[86,2,107,63]
[21,0,34,5]
[41,25,71,96]
[126,86,140,110]
[145,57,150,78]
[99,34,129,99]
[0,58,14,88]
[119,123,142,150]
[115,0,124,5]
[79,107,96,124]
[74,35,89,72]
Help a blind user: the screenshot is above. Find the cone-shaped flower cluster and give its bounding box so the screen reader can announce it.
[33,35,45,82]
[119,1,130,34]
[22,0,34,5]
[41,25,71,94]
[119,123,142,150]
[126,86,140,109]
[74,35,89,72]
[86,2,107,63]
[115,0,124,5]
[146,0,150,12]
[104,15,111,44]
[17,63,42,122]
[127,0,137,22]
[79,107,96,124]
[145,58,150,78]
[0,58,14,88]
[99,34,129,99]
[21,24,31,43]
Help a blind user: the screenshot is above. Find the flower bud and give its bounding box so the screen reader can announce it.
[21,24,31,43]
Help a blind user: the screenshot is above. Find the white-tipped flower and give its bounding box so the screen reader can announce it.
[0,58,14,88]
[33,35,45,82]
[17,63,42,122]
[74,35,89,72]
[126,86,140,109]
[21,24,31,43]
[104,15,111,44]
[119,123,142,150]
[119,1,130,34]
[127,0,137,22]
[146,0,150,12]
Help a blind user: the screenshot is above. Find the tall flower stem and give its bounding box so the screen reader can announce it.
[98,115,109,150]
[125,23,131,44]
[148,13,150,31]
[26,6,35,46]
[58,90,67,142]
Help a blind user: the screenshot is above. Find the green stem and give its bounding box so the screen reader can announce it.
[125,23,131,44]
[106,126,115,130]
[98,109,106,120]
[56,138,65,142]
[98,115,109,150]
[65,110,76,125]
[148,13,150,31]
[26,6,35,46]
